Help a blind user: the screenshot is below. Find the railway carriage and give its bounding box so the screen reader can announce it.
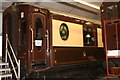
[3,3,105,79]
[101,2,120,77]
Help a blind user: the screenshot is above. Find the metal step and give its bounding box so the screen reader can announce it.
[0,62,9,66]
[0,68,10,72]
[0,73,12,78]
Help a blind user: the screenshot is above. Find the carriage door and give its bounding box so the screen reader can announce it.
[32,13,47,63]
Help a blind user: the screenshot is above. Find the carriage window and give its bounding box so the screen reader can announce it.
[59,23,69,40]
[83,26,97,46]
[21,18,27,45]
[35,18,43,51]
[107,4,118,20]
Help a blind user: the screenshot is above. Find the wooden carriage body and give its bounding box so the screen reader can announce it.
[3,3,105,78]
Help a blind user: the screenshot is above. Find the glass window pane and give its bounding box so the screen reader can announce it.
[21,18,27,45]
[35,18,43,51]
[107,4,118,20]
[83,26,96,46]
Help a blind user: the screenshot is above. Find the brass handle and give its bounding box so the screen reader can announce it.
[46,30,49,53]
[30,28,34,52]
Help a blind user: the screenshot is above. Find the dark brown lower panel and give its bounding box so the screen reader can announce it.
[27,61,106,79]
[52,47,105,65]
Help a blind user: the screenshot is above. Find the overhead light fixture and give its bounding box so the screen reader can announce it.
[74,0,100,10]
[85,22,92,25]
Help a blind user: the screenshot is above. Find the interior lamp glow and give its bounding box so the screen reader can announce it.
[74,0,100,10]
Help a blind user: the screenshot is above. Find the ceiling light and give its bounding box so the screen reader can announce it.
[74,0,100,10]
[85,22,92,25]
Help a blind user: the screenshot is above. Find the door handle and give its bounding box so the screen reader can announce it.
[30,28,34,52]
[45,30,49,53]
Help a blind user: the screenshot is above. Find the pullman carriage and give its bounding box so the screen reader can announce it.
[3,3,105,78]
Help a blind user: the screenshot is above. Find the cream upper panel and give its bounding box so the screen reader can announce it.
[52,19,83,47]
[97,28,104,47]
